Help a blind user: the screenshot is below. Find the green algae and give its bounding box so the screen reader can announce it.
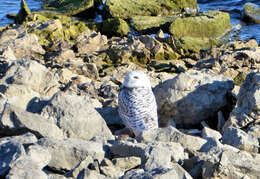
[102,18,130,37]
[233,73,246,86]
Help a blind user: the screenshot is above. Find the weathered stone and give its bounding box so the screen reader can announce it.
[222,127,259,153]
[202,127,222,141]
[100,158,124,178]
[6,145,51,179]
[130,16,175,32]
[15,0,31,24]
[41,92,113,140]
[43,0,94,15]
[38,138,105,171]
[105,0,198,19]
[112,157,141,171]
[169,11,231,38]
[0,103,64,139]
[75,29,108,56]
[102,18,130,37]
[243,2,260,23]
[153,69,234,127]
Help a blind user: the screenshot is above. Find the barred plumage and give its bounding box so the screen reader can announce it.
[118,70,158,137]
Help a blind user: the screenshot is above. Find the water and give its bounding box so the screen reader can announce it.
[0,0,260,43]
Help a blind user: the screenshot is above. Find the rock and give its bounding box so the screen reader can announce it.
[169,11,231,39]
[41,92,113,140]
[0,133,37,145]
[222,127,259,153]
[75,29,108,56]
[99,158,124,178]
[202,127,222,141]
[0,31,45,60]
[15,0,31,24]
[0,59,59,110]
[105,0,198,19]
[0,102,64,139]
[130,16,175,32]
[38,138,105,171]
[6,145,51,179]
[223,71,259,130]
[205,150,260,178]
[102,18,130,37]
[43,0,94,16]
[153,69,234,127]
[243,2,260,23]
[112,156,141,171]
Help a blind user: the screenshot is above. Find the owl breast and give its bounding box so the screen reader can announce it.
[118,87,158,136]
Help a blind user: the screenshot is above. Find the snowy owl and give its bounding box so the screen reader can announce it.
[118,70,158,137]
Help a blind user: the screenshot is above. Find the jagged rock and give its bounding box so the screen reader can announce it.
[15,0,31,24]
[243,2,260,23]
[112,157,141,171]
[223,71,259,132]
[6,145,51,179]
[154,69,234,127]
[0,102,64,139]
[202,127,222,141]
[75,29,108,56]
[37,138,105,171]
[0,32,45,60]
[0,133,38,145]
[41,92,113,140]
[222,127,259,153]
[99,158,124,178]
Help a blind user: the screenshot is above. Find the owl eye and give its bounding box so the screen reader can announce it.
[133,76,139,79]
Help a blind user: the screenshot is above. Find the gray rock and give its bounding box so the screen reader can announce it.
[112,157,141,171]
[6,145,51,179]
[100,158,124,178]
[202,127,222,141]
[41,91,113,140]
[38,138,105,171]
[0,102,64,139]
[222,127,259,153]
[0,132,37,145]
[154,69,234,127]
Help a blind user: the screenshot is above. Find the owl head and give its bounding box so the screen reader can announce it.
[122,70,152,88]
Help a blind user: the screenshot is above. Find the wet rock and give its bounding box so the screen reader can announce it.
[105,0,198,19]
[0,102,64,139]
[6,145,51,179]
[43,0,94,16]
[75,29,108,56]
[38,138,105,171]
[130,16,175,32]
[222,127,259,153]
[41,92,113,140]
[154,69,234,127]
[223,71,259,131]
[169,11,231,39]
[243,2,260,23]
[15,0,31,24]
[102,18,130,37]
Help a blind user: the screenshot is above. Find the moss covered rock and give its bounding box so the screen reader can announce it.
[169,11,231,38]
[15,0,31,24]
[43,0,94,15]
[102,18,130,37]
[105,0,198,19]
[243,2,260,23]
[130,16,175,32]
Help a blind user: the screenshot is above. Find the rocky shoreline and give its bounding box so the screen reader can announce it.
[0,0,259,178]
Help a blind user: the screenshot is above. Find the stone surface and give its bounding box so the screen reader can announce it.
[38,138,105,171]
[169,11,231,38]
[105,0,198,19]
[243,2,260,23]
[202,127,222,141]
[41,91,113,140]
[0,102,64,139]
[222,127,259,153]
[43,0,94,15]
[154,69,234,126]
[102,18,130,37]
[15,0,31,24]
[112,156,141,171]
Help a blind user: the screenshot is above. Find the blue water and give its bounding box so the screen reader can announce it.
[0,0,260,43]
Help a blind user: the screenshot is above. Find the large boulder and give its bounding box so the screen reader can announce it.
[243,2,260,23]
[43,0,94,15]
[41,92,113,140]
[102,18,130,37]
[154,69,234,127]
[169,11,231,39]
[105,0,198,19]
